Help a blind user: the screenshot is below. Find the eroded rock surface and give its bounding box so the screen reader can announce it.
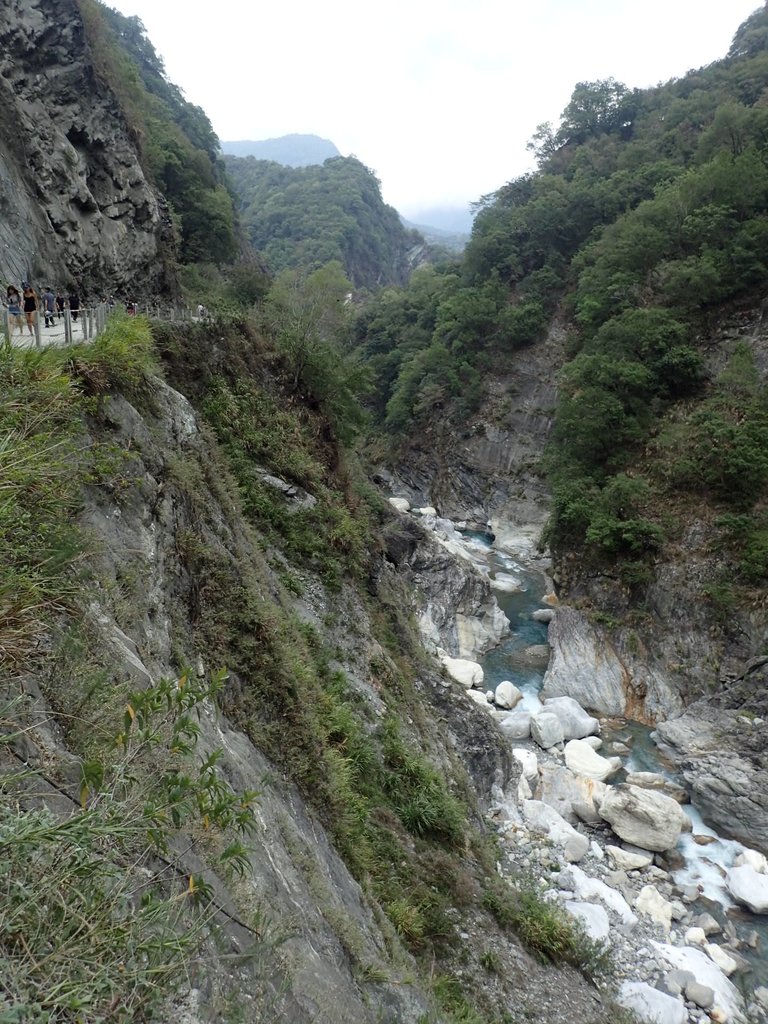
[0,0,171,294]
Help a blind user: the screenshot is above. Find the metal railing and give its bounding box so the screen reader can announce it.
[3,302,196,350]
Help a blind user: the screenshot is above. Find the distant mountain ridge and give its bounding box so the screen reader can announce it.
[221,134,340,167]
[224,154,425,289]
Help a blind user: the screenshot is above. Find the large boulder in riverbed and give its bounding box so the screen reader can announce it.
[521,800,589,862]
[652,943,743,1021]
[564,739,621,782]
[727,863,768,914]
[440,654,483,689]
[537,764,607,824]
[617,982,686,1024]
[494,680,522,709]
[530,712,565,749]
[625,771,688,804]
[542,696,600,739]
[498,710,531,740]
[599,784,686,852]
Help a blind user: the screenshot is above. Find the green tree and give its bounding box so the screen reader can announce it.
[264,262,368,442]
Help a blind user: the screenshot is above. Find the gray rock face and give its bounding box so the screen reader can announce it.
[599,785,686,852]
[387,516,508,660]
[655,696,768,854]
[540,606,677,720]
[0,0,171,295]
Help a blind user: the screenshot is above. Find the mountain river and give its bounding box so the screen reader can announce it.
[455,527,767,989]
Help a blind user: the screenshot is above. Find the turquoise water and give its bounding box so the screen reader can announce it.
[477,548,549,709]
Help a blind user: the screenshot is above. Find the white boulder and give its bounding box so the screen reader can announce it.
[388,497,410,512]
[683,927,706,946]
[564,901,610,945]
[705,943,739,977]
[652,942,743,1020]
[532,608,555,623]
[564,739,621,781]
[494,680,522,710]
[466,688,492,709]
[521,800,589,862]
[727,863,768,914]
[512,748,539,782]
[617,982,686,1024]
[498,710,531,740]
[530,712,565,750]
[733,847,768,874]
[441,655,483,689]
[599,784,687,852]
[543,696,600,739]
[605,845,653,872]
[635,885,674,932]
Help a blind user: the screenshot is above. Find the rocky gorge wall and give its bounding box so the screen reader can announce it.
[384,304,768,854]
[0,0,172,295]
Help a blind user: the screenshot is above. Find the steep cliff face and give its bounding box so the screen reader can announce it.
[388,319,566,543]
[0,0,171,294]
[3,318,626,1022]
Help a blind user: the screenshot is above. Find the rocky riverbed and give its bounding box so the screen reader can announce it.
[394,497,768,1024]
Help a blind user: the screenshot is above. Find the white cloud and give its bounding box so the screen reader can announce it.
[108,0,760,214]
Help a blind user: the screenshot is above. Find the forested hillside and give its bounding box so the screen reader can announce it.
[224,154,425,289]
[355,5,768,590]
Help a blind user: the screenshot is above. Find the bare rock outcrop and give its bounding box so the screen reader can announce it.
[0,0,171,295]
[540,606,681,721]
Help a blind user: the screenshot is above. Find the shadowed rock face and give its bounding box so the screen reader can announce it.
[0,0,172,295]
[655,659,768,854]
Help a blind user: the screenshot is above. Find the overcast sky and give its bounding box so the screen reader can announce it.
[109,0,760,218]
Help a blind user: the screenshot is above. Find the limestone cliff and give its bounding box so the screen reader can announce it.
[0,0,172,295]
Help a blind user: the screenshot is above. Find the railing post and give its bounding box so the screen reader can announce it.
[3,308,9,343]
[84,307,91,341]
[64,308,72,346]
[34,310,41,349]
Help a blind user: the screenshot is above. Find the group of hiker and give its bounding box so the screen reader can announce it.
[3,283,81,337]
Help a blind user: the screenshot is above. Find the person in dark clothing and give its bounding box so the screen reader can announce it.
[41,287,56,327]
[55,290,65,318]
[22,286,37,335]
[68,289,80,322]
